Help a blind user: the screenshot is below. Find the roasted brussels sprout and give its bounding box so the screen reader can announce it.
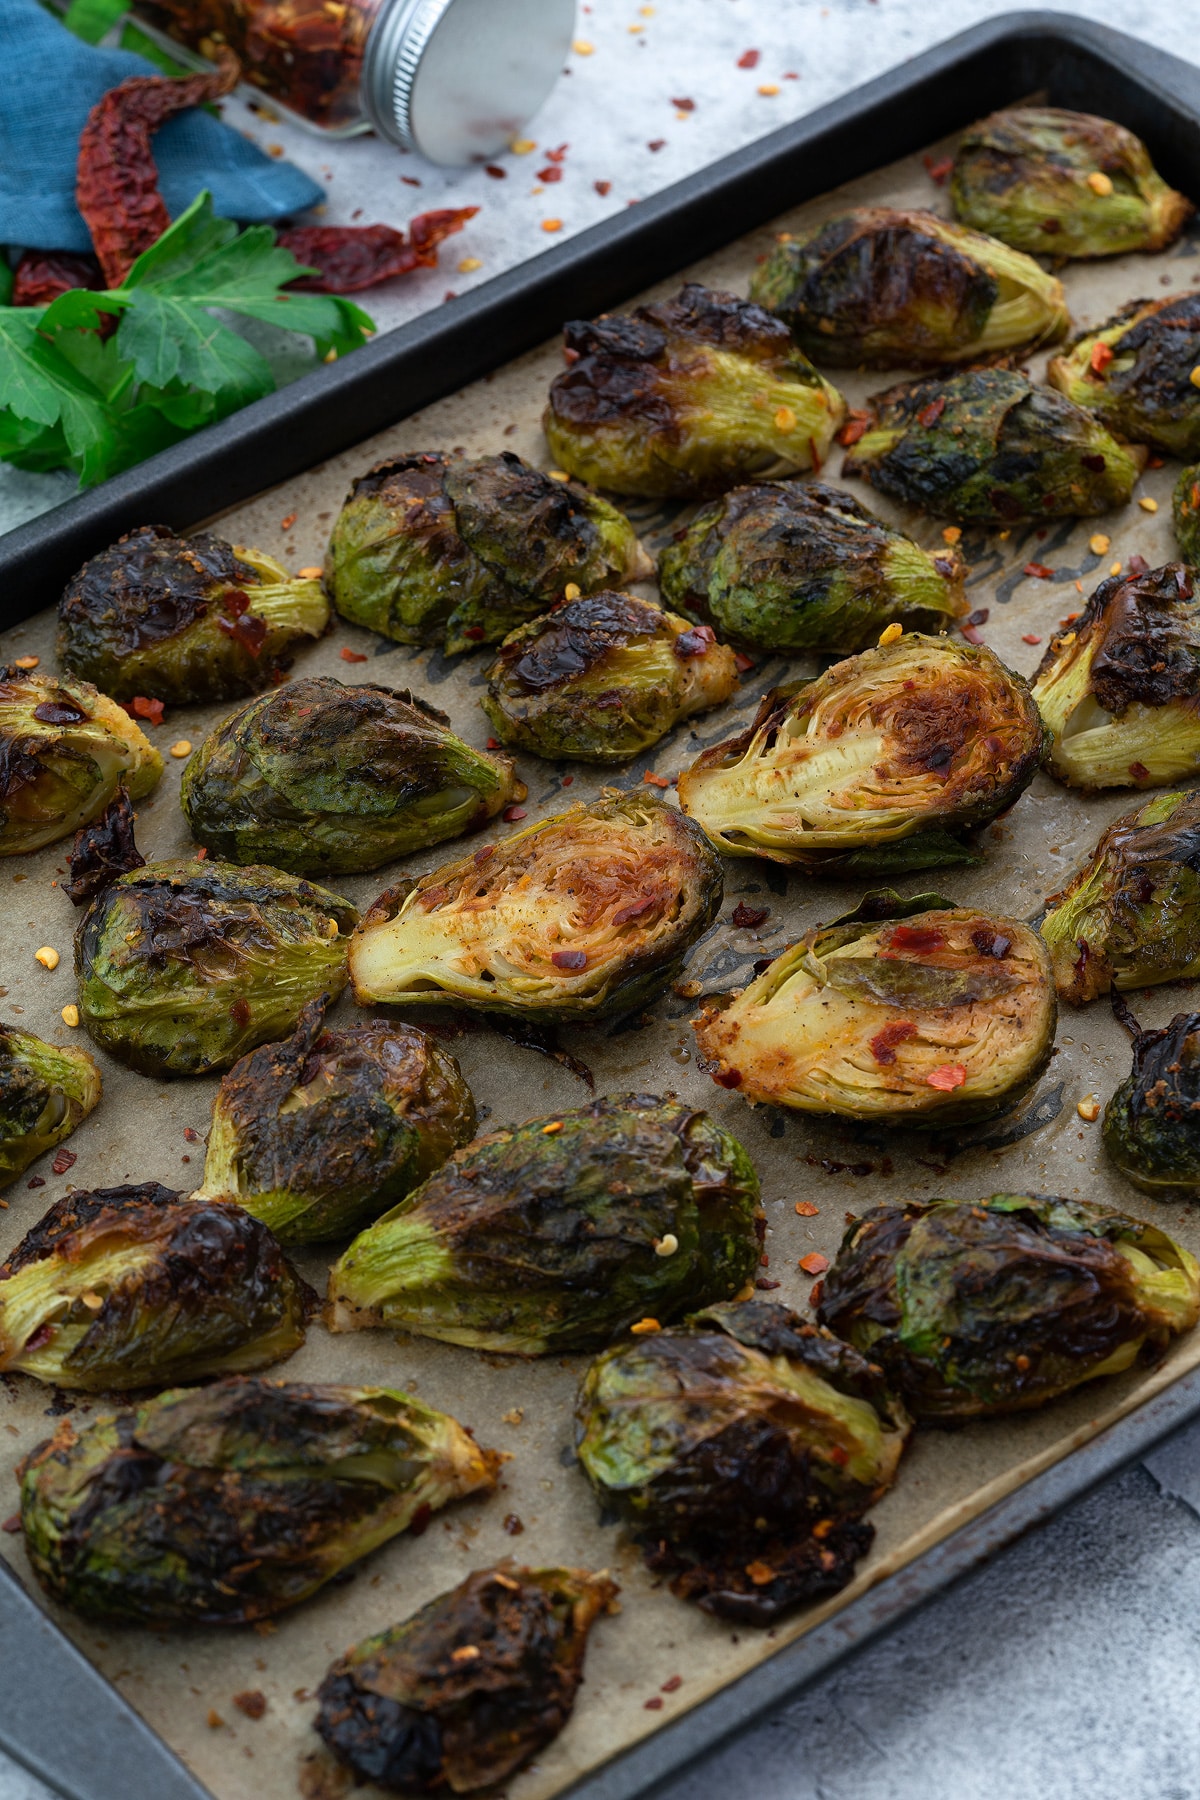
[677,634,1044,869]
[180,677,522,874]
[0,667,161,856]
[950,106,1193,260]
[18,1375,499,1625]
[0,1182,310,1390]
[1041,788,1200,1003]
[1104,1008,1200,1199]
[194,1000,476,1244]
[348,789,722,1021]
[0,1025,101,1190]
[63,786,145,904]
[325,451,652,657]
[1047,294,1200,459]
[543,283,846,499]
[315,1565,617,1793]
[57,525,330,705]
[75,858,358,1078]
[693,893,1055,1125]
[817,1193,1200,1419]
[326,1094,763,1355]
[575,1299,910,1622]
[1176,463,1200,571]
[749,207,1068,367]
[841,366,1143,523]
[480,592,738,765]
[657,480,966,655]
[1031,563,1200,789]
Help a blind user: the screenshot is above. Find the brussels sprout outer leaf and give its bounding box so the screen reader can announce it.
[0,1025,101,1189]
[1104,1012,1200,1199]
[64,785,146,904]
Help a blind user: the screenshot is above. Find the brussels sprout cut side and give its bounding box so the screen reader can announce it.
[348,789,723,1021]
[315,1565,618,1793]
[950,106,1193,260]
[1048,294,1200,460]
[576,1300,910,1623]
[841,366,1143,523]
[678,635,1044,870]
[543,283,846,499]
[1041,789,1200,1003]
[18,1376,500,1626]
[0,1182,310,1391]
[1031,564,1200,790]
[693,896,1055,1126]
[749,207,1068,367]
[75,859,358,1078]
[326,1094,763,1355]
[818,1194,1200,1419]
[1104,1008,1200,1200]
[57,526,329,705]
[325,450,652,657]
[0,1026,101,1189]
[481,592,738,765]
[0,668,162,857]
[195,1000,476,1244]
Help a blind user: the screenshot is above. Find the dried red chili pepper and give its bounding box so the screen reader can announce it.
[278,209,478,294]
[12,250,102,309]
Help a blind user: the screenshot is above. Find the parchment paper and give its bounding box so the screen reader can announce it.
[3,125,1200,1800]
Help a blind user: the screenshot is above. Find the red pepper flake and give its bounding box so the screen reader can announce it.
[643,770,671,788]
[27,1176,45,1189]
[661,1675,683,1693]
[1,1515,21,1535]
[917,396,946,428]
[1128,553,1149,576]
[799,1252,829,1276]
[927,1063,967,1091]
[612,894,660,927]
[966,608,989,627]
[223,589,251,617]
[924,154,953,183]
[545,143,569,163]
[809,1279,824,1307]
[886,924,945,954]
[1090,341,1114,375]
[960,625,983,645]
[755,1277,781,1290]
[715,1067,743,1089]
[502,1513,524,1535]
[594,179,612,196]
[463,625,486,641]
[339,647,369,662]
[731,901,769,929]
[125,695,165,725]
[795,1200,819,1217]
[737,48,761,67]
[486,737,502,750]
[1022,633,1043,645]
[671,97,695,111]
[232,1692,266,1720]
[503,805,527,822]
[645,1697,665,1711]
[408,1502,432,1538]
[839,411,870,447]
[561,774,574,786]
[216,611,268,655]
[734,651,756,673]
[51,1148,77,1176]
[33,700,88,726]
[647,139,666,152]
[195,846,208,860]
[1148,455,1166,470]
[280,512,298,531]
[674,624,716,658]
[231,998,252,1029]
[551,948,587,971]
[278,210,479,293]
[400,175,422,187]
[1129,761,1151,780]
[538,165,564,182]
[869,1020,917,1065]
[474,845,495,866]
[827,1444,849,1467]
[485,164,507,179]
[1023,562,1054,579]
[23,1323,55,1352]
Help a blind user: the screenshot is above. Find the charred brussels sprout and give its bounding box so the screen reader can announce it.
[75,859,358,1078]
[1048,294,1200,459]
[325,451,651,657]
[315,1565,617,1793]
[1031,564,1200,789]
[481,592,738,765]
[180,677,522,874]
[195,1001,476,1244]
[349,789,722,1022]
[575,1300,910,1622]
[543,283,845,499]
[0,1026,101,1190]
[1175,464,1200,570]
[18,1376,499,1625]
[0,668,161,856]
[0,1182,310,1390]
[64,786,145,905]
[749,207,1068,367]
[817,1193,1200,1419]
[950,106,1193,259]
[1041,788,1200,1003]
[1104,1009,1200,1199]
[677,634,1044,869]
[326,1094,763,1355]
[841,366,1143,523]
[657,481,966,655]
[57,525,329,705]
[693,894,1055,1125]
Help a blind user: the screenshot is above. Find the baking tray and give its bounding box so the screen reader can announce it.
[5,14,1200,1800]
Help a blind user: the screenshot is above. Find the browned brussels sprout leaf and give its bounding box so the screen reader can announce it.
[1104,1007,1200,1199]
[1175,463,1200,571]
[1048,293,1200,459]
[64,785,145,904]
[0,1024,101,1190]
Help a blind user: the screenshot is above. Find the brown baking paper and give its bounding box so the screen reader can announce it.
[3,127,1200,1800]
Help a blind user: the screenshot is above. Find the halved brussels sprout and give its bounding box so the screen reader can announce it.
[693,891,1055,1125]
[1104,1008,1200,1199]
[575,1299,910,1622]
[1047,294,1200,459]
[315,1566,618,1793]
[75,858,358,1078]
[677,634,1044,869]
[817,1193,1200,1418]
[950,106,1193,259]
[180,676,522,874]
[1031,563,1200,789]
[18,1375,499,1625]
[543,283,846,498]
[0,667,162,856]
[749,207,1068,367]
[325,451,652,657]
[1176,463,1200,570]
[0,1181,310,1390]
[481,592,738,765]
[57,526,330,705]
[348,789,723,1021]
[657,480,966,655]
[1041,788,1200,1003]
[326,1094,763,1355]
[841,366,1144,523]
[0,1025,101,1190]
[194,999,476,1244]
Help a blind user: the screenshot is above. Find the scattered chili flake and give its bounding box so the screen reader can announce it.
[630,1318,661,1335]
[206,1710,225,1731]
[926,1063,967,1091]
[1148,455,1166,469]
[124,695,165,725]
[1022,633,1043,645]
[183,1127,200,1142]
[408,1502,432,1537]
[216,611,268,655]
[1023,562,1054,579]
[799,1252,829,1276]
[400,175,422,187]
[339,646,368,663]
[745,1559,775,1585]
[869,1020,917,1065]
[27,1176,45,1189]
[231,998,252,1029]
[485,164,507,179]
[737,48,761,67]
[644,1697,665,1711]
[612,894,659,926]
[917,396,946,428]
[538,165,564,182]
[503,804,528,821]
[809,1279,824,1306]
[886,924,945,954]
[474,845,495,866]
[561,773,573,785]
[544,143,569,163]
[542,219,564,233]
[232,1692,266,1720]
[1129,761,1151,780]
[11,655,39,670]
[551,949,587,970]
[1090,341,1114,375]
[734,650,756,673]
[1128,553,1149,576]
[661,1675,683,1693]
[503,1513,525,1535]
[278,210,479,293]
[279,512,298,531]
[795,1200,819,1217]
[714,1067,743,1088]
[965,608,989,628]
[839,411,870,447]
[643,770,671,788]
[647,139,666,152]
[755,1277,781,1290]
[51,1148,77,1176]
[195,846,208,860]
[731,901,769,928]
[1,1515,21,1535]
[674,624,716,658]
[827,1444,849,1468]
[671,97,695,110]
[462,625,486,641]
[594,179,612,196]
[924,153,953,182]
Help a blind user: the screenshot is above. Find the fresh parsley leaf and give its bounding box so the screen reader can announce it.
[64,0,130,44]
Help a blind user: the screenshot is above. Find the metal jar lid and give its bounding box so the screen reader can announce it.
[362,0,576,165]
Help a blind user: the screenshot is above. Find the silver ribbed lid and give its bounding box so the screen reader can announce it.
[362,0,576,165]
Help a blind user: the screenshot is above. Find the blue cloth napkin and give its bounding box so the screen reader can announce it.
[0,0,325,254]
